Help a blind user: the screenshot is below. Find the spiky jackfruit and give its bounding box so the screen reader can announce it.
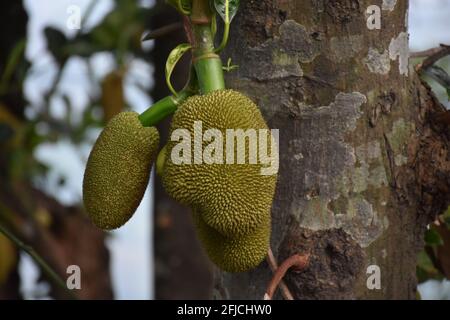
[156,145,167,177]
[162,90,277,238]
[83,112,159,230]
[192,207,270,273]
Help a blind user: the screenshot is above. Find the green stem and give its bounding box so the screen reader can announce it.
[191,0,225,94]
[138,67,198,127]
[194,53,225,93]
[138,92,191,127]
[215,22,230,53]
[215,0,231,54]
[0,223,77,300]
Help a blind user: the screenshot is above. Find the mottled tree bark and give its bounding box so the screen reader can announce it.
[215,0,450,299]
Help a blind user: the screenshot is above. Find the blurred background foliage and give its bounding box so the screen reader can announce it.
[0,0,158,299]
[0,0,209,300]
[0,0,450,299]
[411,53,450,296]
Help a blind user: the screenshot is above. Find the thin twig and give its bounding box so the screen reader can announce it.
[0,223,77,300]
[142,22,183,41]
[413,44,450,70]
[80,0,98,31]
[1,184,81,299]
[410,47,444,58]
[183,15,194,45]
[265,248,294,300]
[264,253,310,300]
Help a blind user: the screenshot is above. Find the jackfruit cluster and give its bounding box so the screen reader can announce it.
[83,112,159,230]
[161,90,277,272]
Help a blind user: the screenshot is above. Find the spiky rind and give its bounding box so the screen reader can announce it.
[83,112,159,230]
[162,90,277,237]
[192,208,271,273]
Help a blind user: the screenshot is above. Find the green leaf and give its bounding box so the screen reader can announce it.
[166,0,192,15]
[441,206,450,228]
[0,39,26,95]
[165,43,192,96]
[424,228,444,246]
[446,88,450,101]
[44,27,68,64]
[214,0,240,24]
[416,250,442,283]
[222,57,238,72]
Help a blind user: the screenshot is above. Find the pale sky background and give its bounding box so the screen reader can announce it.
[18,0,450,299]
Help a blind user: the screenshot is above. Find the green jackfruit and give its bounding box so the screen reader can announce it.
[162,90,277,238]
[156,145,167,177]
[83,112,159,230]
[193,207,270,273]
[101,69,124,122]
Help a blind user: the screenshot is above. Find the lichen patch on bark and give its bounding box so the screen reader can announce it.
[335,196,387,248]
[330,35,364,62]
[287,91,388,247]
[364,48,391,75]
[356,140,382,161]
[382,0,397,11]
[236,20,321,81]
[389,32,409,76]
[385,118,414,160]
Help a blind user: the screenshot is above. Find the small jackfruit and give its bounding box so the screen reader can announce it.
[192,207,270,273]
[162,90,277,237]
[101,70,125,122]
[156,145,167,177]
[83,112,159,230]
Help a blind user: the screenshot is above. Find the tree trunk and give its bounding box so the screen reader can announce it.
[214,0,450,299]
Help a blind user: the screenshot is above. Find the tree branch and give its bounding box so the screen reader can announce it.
[142,22,183,41]
[0,223,77,300]
[413,44,450,70]
[410,46,446,58]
